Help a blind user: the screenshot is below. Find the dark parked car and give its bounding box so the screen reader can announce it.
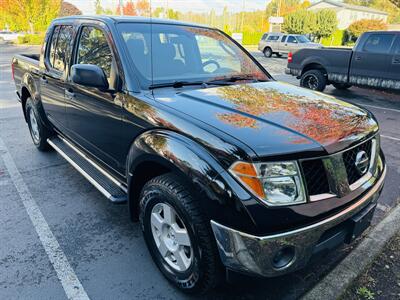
[286,31,400,91]
[12,16,386,293]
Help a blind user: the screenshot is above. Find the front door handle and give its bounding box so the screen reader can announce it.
[355,56,361,61]
[65,88,75,99]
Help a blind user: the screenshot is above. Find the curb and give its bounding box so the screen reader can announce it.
[303,202,400,300]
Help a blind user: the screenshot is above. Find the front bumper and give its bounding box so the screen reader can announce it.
[211,165,386,277]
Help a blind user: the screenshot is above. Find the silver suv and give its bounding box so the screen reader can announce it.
[258,33,322,57]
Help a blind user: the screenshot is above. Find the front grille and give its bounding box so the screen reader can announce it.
[301,159,330,195]
[342,140,373,185]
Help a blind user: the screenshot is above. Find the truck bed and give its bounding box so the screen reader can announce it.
[288,48,353,82]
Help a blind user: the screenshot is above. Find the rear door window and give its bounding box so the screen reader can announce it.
[281,35,287,43]
[48,26,61,68]
[267,35,279,41]
[53,26,74,72]
[363,34,395,54]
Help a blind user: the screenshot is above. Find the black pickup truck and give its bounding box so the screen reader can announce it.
[286,31,400,92]
[12,16,386,293]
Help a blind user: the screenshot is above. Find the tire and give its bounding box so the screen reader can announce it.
[300,69,327,92]
[139,174,222,294]
[333,83,352,90]
[263,47,273,58]
[25,97,52,151]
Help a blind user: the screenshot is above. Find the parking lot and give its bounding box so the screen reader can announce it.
[1,43,399,300]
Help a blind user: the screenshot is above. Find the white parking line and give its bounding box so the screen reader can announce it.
[381,135,400,142]
[0,137,90,300]
[360,104,400,113]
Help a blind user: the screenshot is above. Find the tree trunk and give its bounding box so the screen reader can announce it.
[28,21,34,34]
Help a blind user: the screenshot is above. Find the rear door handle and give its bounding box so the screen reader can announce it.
[355,56,361,61]
[65,88,75,99]
[40,75,48,84]
[393,58,400,64]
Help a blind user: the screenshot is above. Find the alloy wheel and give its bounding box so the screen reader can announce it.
[150,202,193,272]
[29,108,40,142]
[304,74,319,90]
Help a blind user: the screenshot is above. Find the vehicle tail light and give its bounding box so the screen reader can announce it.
[288,52,293,63]
[11,63,15,80]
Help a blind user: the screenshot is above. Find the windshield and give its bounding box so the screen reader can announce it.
[297,35,311,43]
[117,23,269,88]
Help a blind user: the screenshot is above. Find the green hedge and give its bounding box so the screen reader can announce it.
[321,30,345,46]
[17,33,44,45]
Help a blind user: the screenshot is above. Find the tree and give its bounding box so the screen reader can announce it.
[118,1,137,16]
[283,10,316,34]
[348,19,388,38]
[0,0,61,33]
[136,0,150,17]
[95,0,114,14]
[59,1,82,17]
[314,9,337,41]
[389,0,400,7]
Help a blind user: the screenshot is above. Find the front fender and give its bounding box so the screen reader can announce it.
[126,129,258,233]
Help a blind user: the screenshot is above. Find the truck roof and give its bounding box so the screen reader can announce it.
[54,15,210,29]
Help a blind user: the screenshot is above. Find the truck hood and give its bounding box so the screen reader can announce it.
[154,81,378,157]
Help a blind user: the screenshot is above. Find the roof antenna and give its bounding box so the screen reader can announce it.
[150,0,154,93]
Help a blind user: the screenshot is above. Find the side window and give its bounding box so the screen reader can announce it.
[267,35,279,41]
[76,26,113,80]
[48,26,61,68]
[281,35,287,43]
[287,36,297,43]
[53,26,74,72]
[395,38,400,54]
[261,33,268,41]
[363,34,395,54]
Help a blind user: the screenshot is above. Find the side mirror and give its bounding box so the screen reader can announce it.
[71,64,109,90]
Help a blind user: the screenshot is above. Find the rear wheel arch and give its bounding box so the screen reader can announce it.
[301,63,327,77]
[21,86,31,121]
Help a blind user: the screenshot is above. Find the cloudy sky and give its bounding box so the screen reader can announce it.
[68,0,271,15]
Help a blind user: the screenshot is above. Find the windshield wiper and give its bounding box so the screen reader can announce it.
[205,75,266,85]
[149,81,204,90]
[149,79,238,90]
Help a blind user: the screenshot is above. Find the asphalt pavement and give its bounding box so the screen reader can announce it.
[0,43,399,300]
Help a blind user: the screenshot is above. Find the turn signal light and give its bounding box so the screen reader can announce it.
[288,52,293,63]
[230,162,265,199]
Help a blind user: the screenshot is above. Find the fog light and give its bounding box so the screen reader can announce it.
[272,246,295,269]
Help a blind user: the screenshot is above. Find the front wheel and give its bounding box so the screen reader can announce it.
[263,47,273,58]
[25,97,52,151]
[139,174,222,294]
[300,69,327,92]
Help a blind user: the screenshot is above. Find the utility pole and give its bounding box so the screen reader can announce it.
[119,0,123,15]
[240,0,246,32]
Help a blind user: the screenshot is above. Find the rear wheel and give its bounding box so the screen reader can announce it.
[140,174,221,294]
[333,83,352,90]
[25,97,52,151]
[300,69,327,92]
[263,47,273,58]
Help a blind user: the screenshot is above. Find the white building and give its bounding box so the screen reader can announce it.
[308,0,388,30]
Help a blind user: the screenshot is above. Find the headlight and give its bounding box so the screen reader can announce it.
[229,161,306,206]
